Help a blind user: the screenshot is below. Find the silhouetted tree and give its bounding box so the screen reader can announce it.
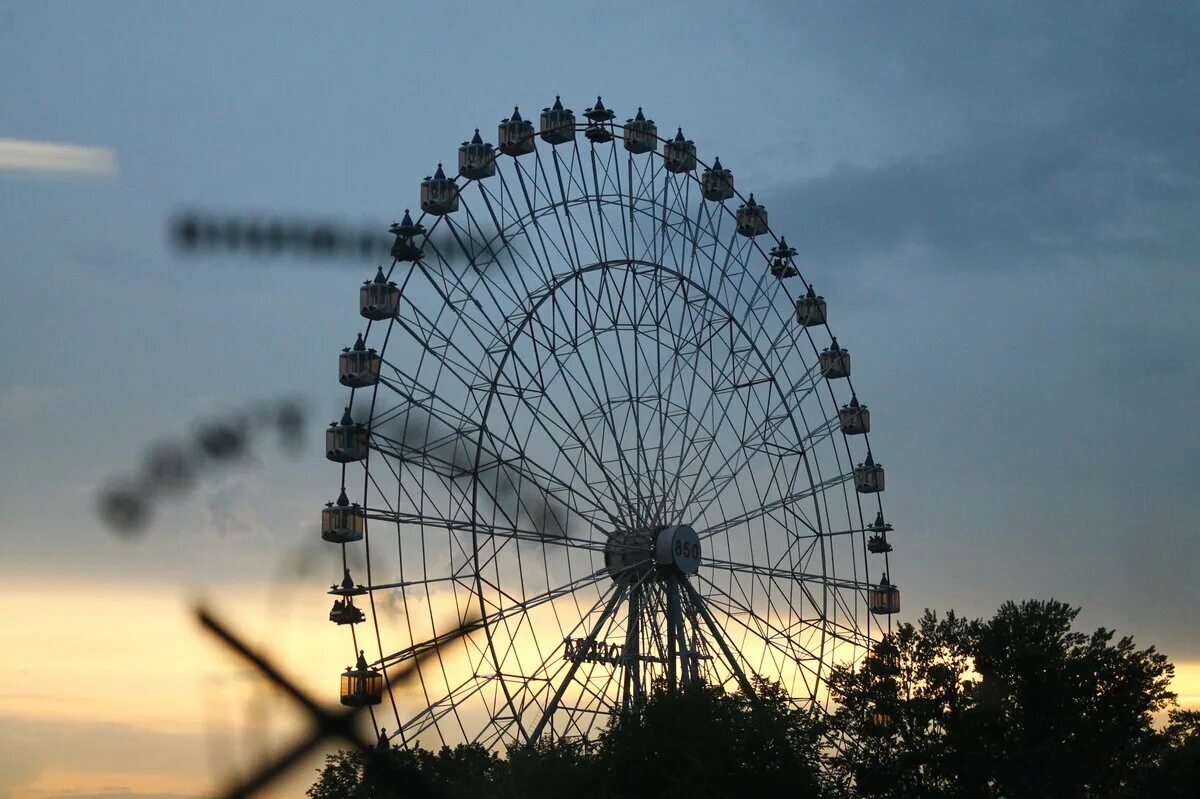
[309,678,824,798]
[824,610,976,798]
[492,736,601,799]
[1133,709,1200,797]
[598,677,826,798]
[825,600,1179,799]
[308,743,497,799]
[970,600,1174,798]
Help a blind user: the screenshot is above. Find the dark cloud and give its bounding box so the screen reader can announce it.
[770,3,1199,273]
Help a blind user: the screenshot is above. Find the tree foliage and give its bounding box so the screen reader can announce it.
[310,600,1197,798]
[824,599,1187,799]
[308,678,824,799]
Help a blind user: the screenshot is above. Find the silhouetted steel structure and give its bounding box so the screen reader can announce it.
[323,96,900,750]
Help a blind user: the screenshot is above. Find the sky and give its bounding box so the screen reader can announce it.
[1,1,1198,797]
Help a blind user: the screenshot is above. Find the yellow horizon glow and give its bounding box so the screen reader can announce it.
[2,579,1198,799]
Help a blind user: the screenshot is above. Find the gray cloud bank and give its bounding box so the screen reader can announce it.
[758,4,1200,656]
[772,3,1198,274]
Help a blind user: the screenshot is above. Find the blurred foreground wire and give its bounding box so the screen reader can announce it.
[196,603,481,799]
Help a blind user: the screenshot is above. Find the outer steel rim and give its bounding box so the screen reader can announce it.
[332,108,894,749]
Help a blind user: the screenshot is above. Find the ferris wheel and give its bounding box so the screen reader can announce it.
[322,96,900,749]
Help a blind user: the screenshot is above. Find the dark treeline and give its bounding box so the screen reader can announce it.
[309,600,1199,798]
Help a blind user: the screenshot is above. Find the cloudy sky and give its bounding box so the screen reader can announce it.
[1,2,1197,797]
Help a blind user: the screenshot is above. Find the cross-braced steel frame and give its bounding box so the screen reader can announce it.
[330,107,895,751]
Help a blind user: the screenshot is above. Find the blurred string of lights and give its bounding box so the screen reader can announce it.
[171,211,392,261]
[169,210,505,268]
[96,398,306,536]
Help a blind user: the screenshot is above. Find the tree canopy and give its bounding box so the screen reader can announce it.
[310,599,1197,798]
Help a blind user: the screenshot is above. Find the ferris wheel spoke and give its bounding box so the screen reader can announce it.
[530,275,657,523]
[701,556,874,593]
[529,150,583,277]
[685,409,842,524]
[487,313,648,521]
[677,575,755,696]
[528,582,627,742]
[485,173,656,522]
[698,594,811,698]
[499,338,644,517]
[367,369,622,531]
[598,266,656,523]
[364,507,608,555]
[703,561,871,656]
[691,573,824,685]
[590,144,628,262]
[583,146,613,265]
[513,158,576,281]
[389,296,501,388]
[466,187,542,301]
[518,580,638,739]
[657,281,765,507]
[543,152,658,523]
[636,275,694,527]
[375,567,612,670]
[538,150,668,522]
[610,269,713,527]
[672,332,787,515]
[395,671,493,746]
[438,216,527,311]
[696,468,855,542]
[367,427,587,537]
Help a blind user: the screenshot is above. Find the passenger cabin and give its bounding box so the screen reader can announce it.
[820,338,851,379]
[584,97,615,143]
[458,129,496,180]
[340,651,383,707]
[329,568,368,597]
[388,211,424,262]
[769,238,798,278]
[623,107,657,154]
[360,267,399,320]
[321,488,365,543]
[871,706,895,733]
[420,164,459,216]
[539,96,575,145]
[329,597,366,625]
[795,283,827,326]
[736,194,768,237]
[663,128,697,173]
[701,157,735,201]
[854,451,885,494]
[839,394,870,435]
[339,334,381,388]
[868,574,900,615]
[326,407,368,463]
[498,107,535,156]
[866,511,894,554]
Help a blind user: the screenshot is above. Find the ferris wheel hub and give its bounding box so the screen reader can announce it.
[655,524,701,574]
[603,523,701,584]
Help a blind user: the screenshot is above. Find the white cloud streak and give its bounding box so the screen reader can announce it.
[0,138,117,176]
